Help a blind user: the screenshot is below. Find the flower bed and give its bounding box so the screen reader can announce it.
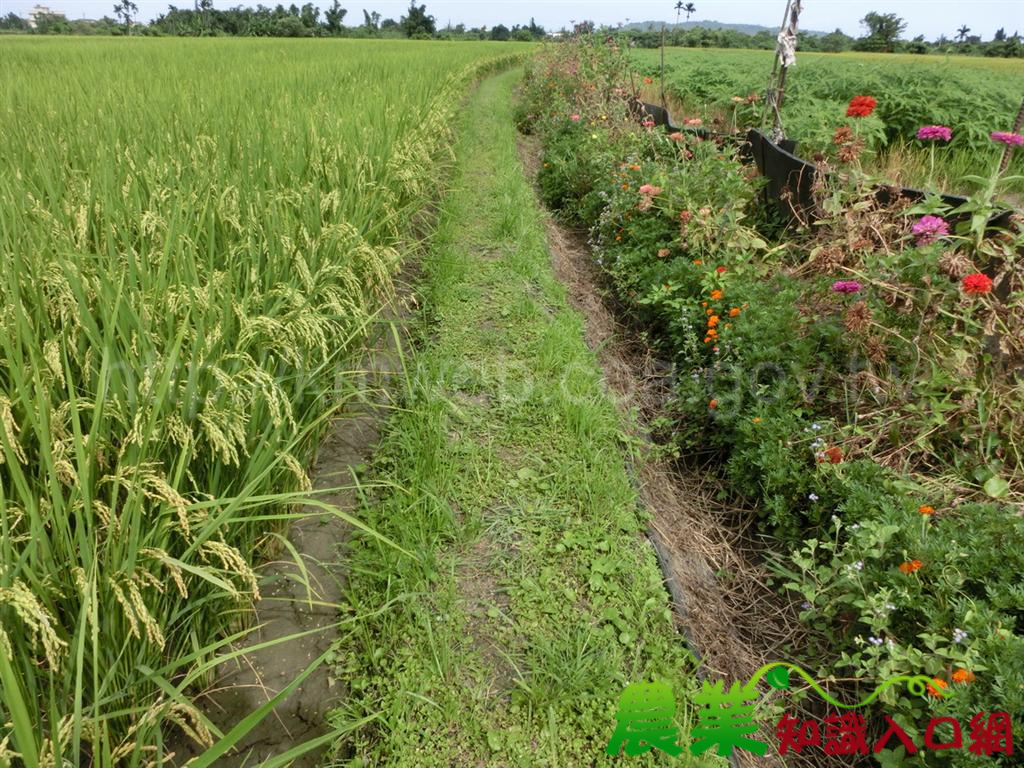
[518,40,1024,754]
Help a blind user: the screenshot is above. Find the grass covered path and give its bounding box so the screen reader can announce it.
[330,69,712,766]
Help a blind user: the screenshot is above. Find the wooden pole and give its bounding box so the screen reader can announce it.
[660,24,667,110]
[770,1,801,142]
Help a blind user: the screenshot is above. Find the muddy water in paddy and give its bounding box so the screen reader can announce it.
[168,300,409,767]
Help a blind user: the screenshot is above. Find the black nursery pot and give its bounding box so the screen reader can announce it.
[746,129,1016,230]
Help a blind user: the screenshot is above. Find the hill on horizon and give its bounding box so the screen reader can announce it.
[623,19,832,37]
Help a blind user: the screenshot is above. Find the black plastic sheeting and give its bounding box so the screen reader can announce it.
[638,102,1015,228]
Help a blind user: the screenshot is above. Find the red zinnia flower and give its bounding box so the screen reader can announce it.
[962,273,993,295]
[846,95,877,118]
[716,266,727,274]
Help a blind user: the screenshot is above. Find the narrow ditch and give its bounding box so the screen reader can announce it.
[167,280,413,767]
[516,131,794,768]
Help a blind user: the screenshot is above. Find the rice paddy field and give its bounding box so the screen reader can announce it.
[633,47,1024,194]
[0,37,521,766]
[5,30,1024,768]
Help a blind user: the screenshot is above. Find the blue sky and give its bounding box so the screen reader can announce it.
[2,0,1022,40]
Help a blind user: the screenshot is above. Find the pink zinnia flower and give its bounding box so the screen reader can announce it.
[831,280,862,294]
[642,117,656,128]
[912,215,949,245]
[570,114,581,122]
[917,125,952,142]
[638,184,662,196]
[668,132,684,142]
[990,131,1024,147]
[685,118,703,126]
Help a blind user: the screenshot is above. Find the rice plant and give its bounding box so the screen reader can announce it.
[0,37,517,766]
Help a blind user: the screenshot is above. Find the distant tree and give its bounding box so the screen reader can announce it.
[324,1,346,33]
[904,34,928,54]
[674,1,683,25]
[855,11,906,52]
[513,26,533,41]
[400,2,434,37]
[33,11,71,32]
[818,27,854,52]
[197,0,213,34]
[273,14,310,34]
[361,9,379,31]
[683,2,696,22]
[299,3,319,29]
[955,24,970,43]
[0,12,29,29]
[994,27,1007,41]
[112,0,138,32]
[489,22,509,40]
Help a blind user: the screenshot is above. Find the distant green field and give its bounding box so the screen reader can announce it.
[633,47,1024,193]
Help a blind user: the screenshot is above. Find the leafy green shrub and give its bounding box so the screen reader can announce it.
[520,40,1024,764]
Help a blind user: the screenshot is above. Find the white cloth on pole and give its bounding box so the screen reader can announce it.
[775,0,801,67]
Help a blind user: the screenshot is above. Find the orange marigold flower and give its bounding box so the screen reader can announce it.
[823,446,843,464]
[729,307,741,317]
[693,259,703,265]
[952,668,975,684]
[926,678,948,697]
[707,329,718,338]
[701,301,708,307]
[630,164,642,171]
[918,505,935,515]
[898,559,923,574]
[752,417,762,423]
[709,399,718,409]
[708,315,720,327]
[710,290,723,300]
[621,183,630,190]
[704,336,712,343]
[643,76,653,84]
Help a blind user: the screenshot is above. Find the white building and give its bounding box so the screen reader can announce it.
[27,5,61,28]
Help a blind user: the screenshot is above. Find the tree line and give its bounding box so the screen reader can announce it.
[0,1,546,40]
[621,12,1023,58]
[2,4,1020,57]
